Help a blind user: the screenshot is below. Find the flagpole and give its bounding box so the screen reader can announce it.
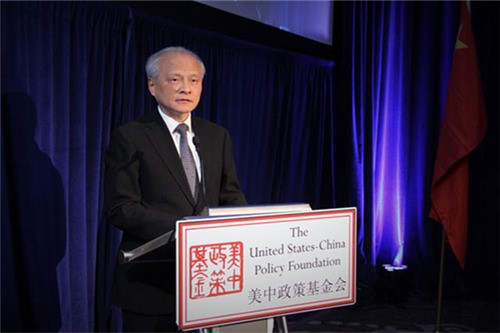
[435,229,446,333]
[431,2,486,331]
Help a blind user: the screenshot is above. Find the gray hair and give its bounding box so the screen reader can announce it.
[145,46,206,81]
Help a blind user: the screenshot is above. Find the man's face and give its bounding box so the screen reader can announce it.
[148,52,204,122]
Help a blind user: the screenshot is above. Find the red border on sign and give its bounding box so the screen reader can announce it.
[177,208,357,330]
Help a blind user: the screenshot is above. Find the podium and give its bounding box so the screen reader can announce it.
[119,204,312,265]
[120,204,357,332]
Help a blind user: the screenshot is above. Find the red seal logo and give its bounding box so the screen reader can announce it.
[189,241,244,299]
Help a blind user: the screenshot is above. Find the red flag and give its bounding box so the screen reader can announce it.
[429,1,487,269]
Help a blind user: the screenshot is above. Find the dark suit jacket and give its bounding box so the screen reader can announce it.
[104,110,247,315]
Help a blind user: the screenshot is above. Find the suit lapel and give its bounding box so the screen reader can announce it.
[191,117,210,212]
[191,117,212,185]
[142,111,195,205]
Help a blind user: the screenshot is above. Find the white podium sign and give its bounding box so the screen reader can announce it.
[176,208,357,330]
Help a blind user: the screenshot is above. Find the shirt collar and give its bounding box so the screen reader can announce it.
[157,106,193,134]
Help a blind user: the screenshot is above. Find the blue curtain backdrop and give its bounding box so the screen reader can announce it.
[333,0,459,271]
[1,1,498,332]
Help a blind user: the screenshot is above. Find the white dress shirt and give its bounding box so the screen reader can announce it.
[157,106,201,179]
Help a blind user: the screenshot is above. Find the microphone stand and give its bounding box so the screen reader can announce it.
[193,135,209,214]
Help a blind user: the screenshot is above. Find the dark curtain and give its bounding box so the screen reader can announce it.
[1,2,334,331]
[1,1,498,332]
[333,0,460,285]
[2,2,131,331]
[333,0,499,295]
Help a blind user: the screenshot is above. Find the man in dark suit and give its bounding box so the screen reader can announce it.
[104,46,247,332]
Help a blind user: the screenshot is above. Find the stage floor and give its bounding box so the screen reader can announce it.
[287,289,500,332]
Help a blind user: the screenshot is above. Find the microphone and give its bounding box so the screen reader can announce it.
[192,135,209,213]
